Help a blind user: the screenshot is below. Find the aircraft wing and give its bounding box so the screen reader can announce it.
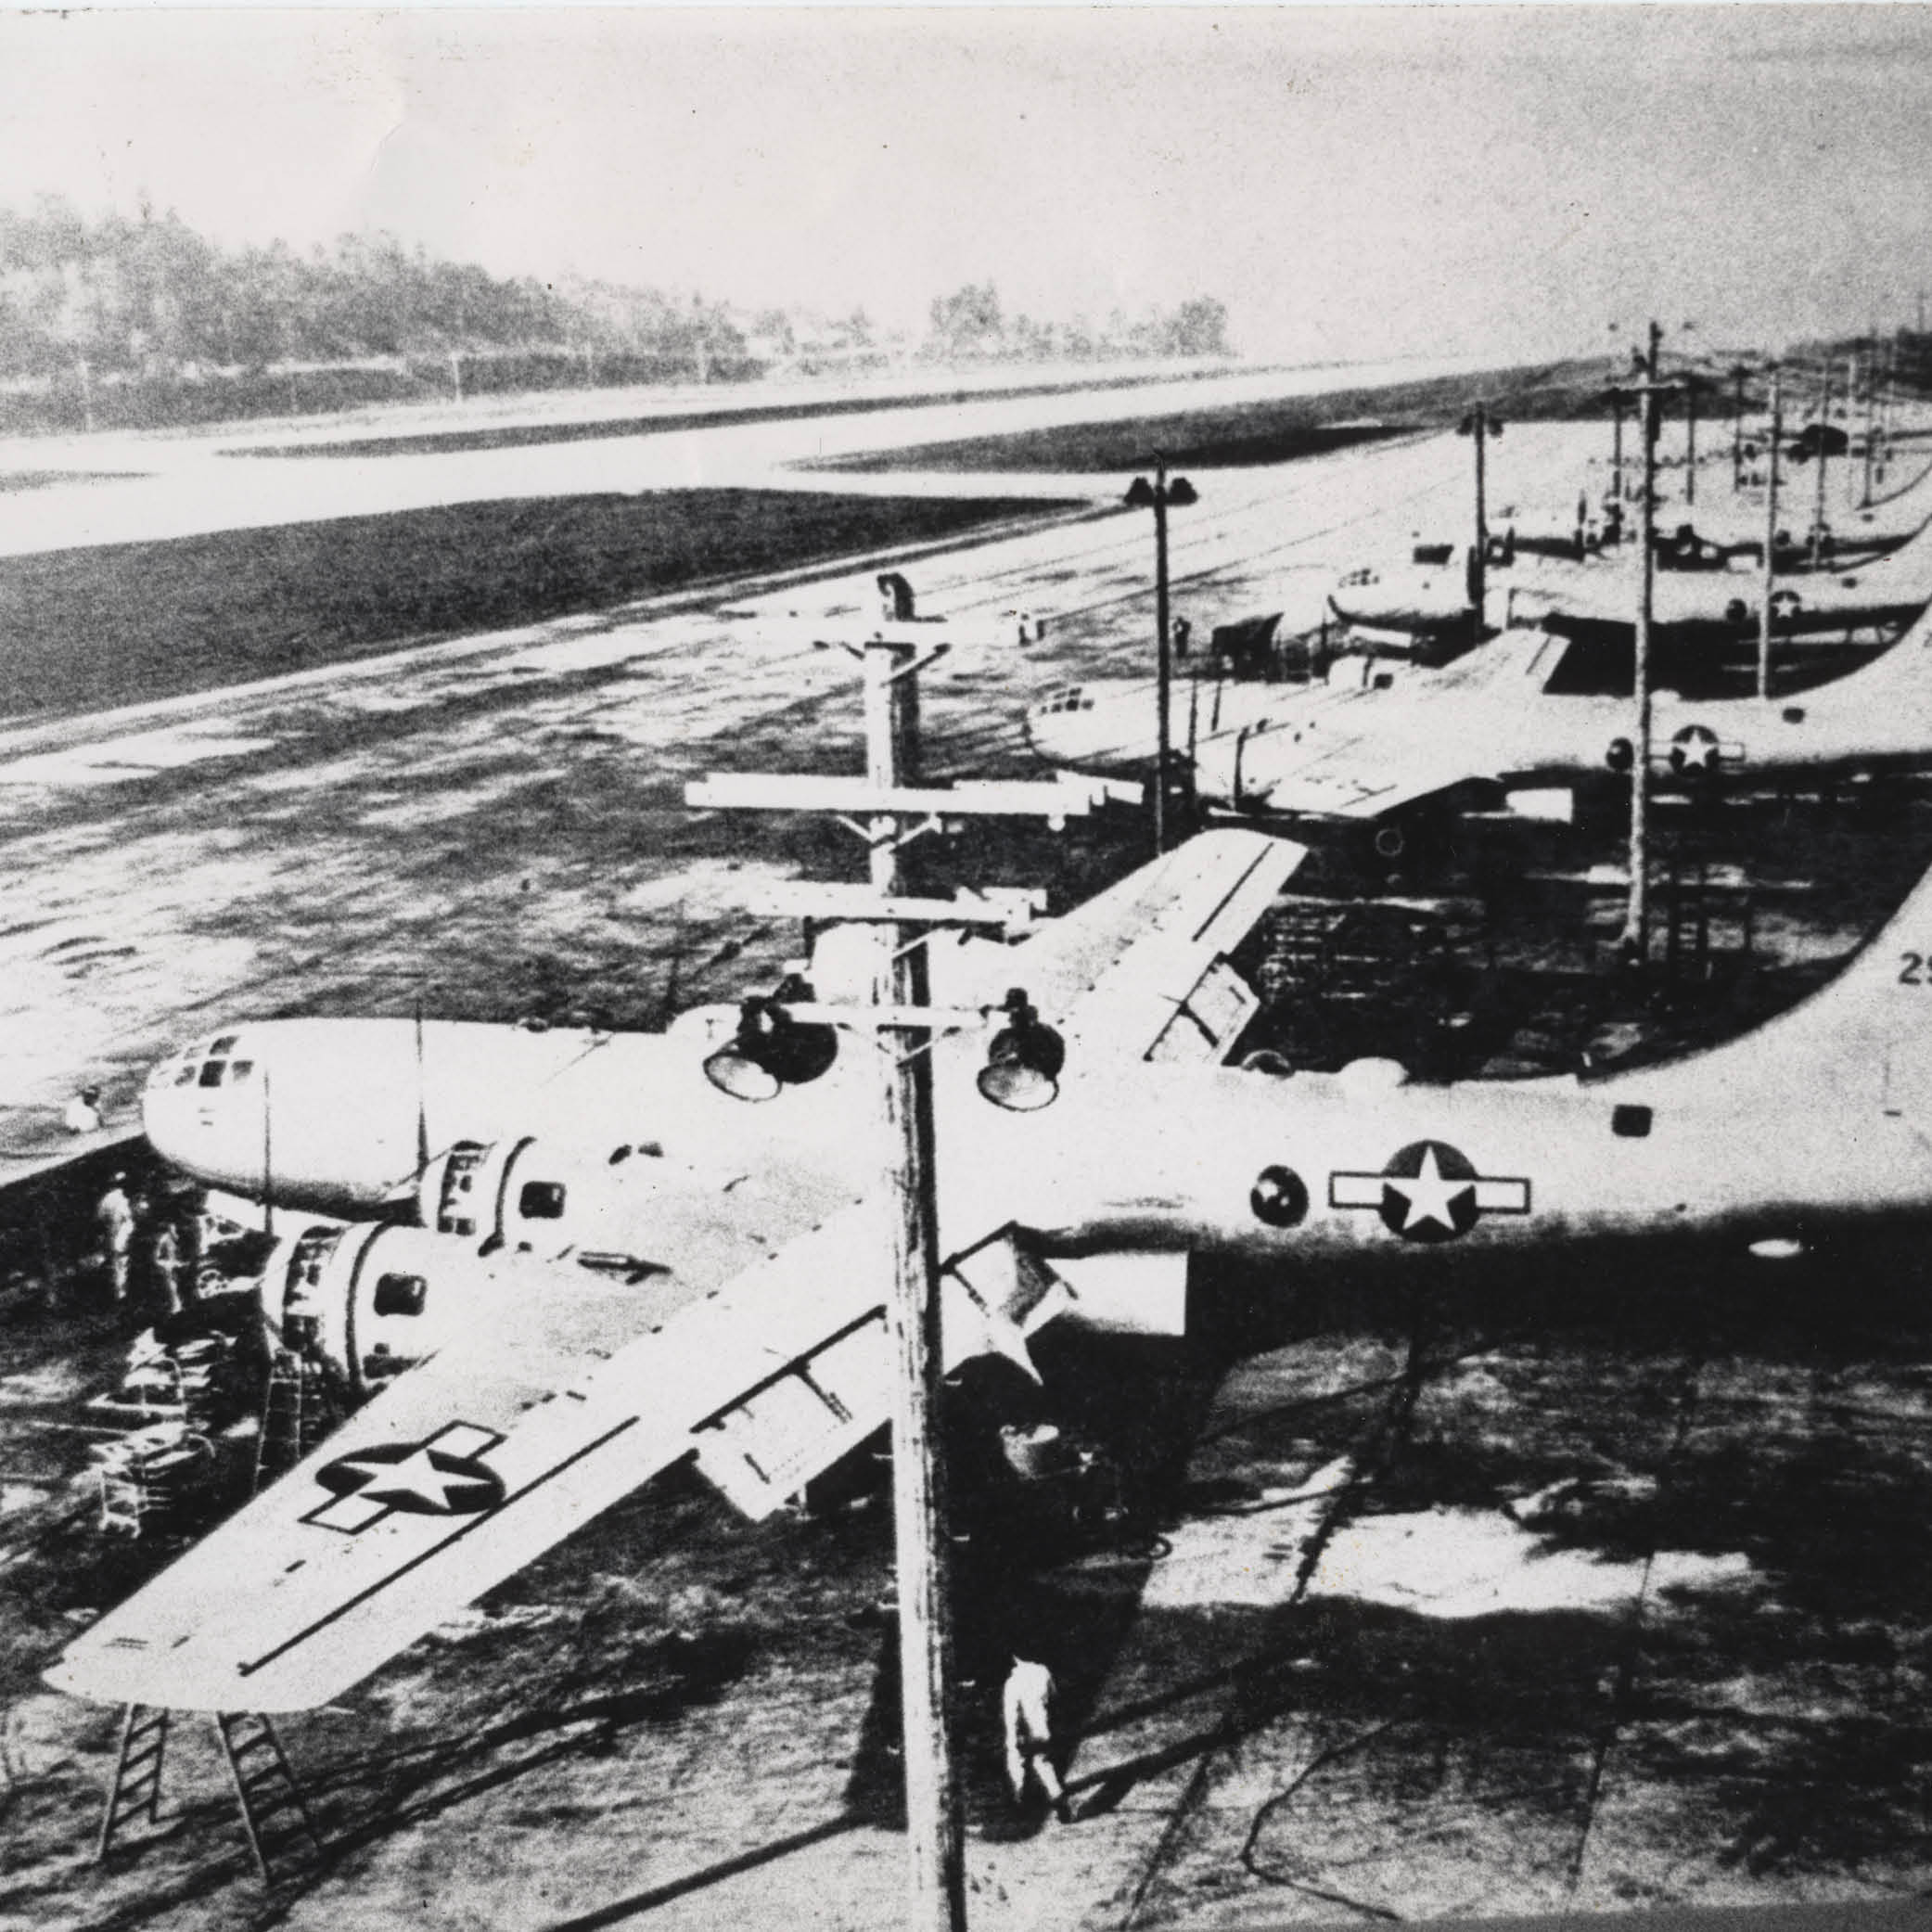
[1227,720,1499,821]
[940,827,1304,1065]
[47,1195,972,1714]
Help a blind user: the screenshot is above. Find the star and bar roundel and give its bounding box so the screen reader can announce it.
[1328,1140,1531,1243]
[304,1422,506,1534]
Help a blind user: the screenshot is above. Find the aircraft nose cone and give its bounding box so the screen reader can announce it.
[140,1072,198,1170]
[1021,699,1068,765]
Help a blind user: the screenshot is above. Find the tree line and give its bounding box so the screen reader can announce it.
[0,199,1234,433]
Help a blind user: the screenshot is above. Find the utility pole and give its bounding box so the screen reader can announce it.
[1457,404,1502,630]
[1732,365,1747,492]
[1155,473,1172,856]
[1759,364,1783,699]
[865,641,957,1932]
[1684,376,1697,506]
[1862,347,1879,508]
[1621,321,1666,968]
[1123,464,1197,856]
[685,640,1107,1932]
[1883,333,1900,475]
[1610,389,1627,518]
[1810,360,1833,566]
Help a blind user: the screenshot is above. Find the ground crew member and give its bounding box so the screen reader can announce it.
[62,1087,103,1135]
[96,1174,135,1306]
[1003,1655,1072,1823]
[149,1214,184,1318]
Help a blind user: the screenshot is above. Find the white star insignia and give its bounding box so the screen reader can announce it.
[337,1446,474,1513]
[1383,1145,1474,1234]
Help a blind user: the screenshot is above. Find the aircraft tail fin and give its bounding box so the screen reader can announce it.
[1631,851,1932,1111]
[1806,600,1932,712]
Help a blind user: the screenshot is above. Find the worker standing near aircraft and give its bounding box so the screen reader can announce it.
[148,1212,184,1319]
[96,1173,135,1308]
[62,1087,103,1135]
[1004,1655,1072,1823]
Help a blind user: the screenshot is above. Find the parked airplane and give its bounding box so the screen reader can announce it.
[1523,514,1932,646]
[50,829,1291,1711]
[1329,452,1932,646]
[1172,602,1932,834]
[52,822,1932,1718]
[1327,510,1932,649]
[1030,599,1932,845]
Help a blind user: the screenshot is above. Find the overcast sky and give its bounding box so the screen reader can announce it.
[1,6,1926,365]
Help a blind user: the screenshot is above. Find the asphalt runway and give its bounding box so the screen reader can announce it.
[2,369,1929,1930]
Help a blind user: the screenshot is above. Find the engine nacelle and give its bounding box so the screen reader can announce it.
[261,1221,596,1401]
[416,1134,713,1273]
[413,1130,865,1287]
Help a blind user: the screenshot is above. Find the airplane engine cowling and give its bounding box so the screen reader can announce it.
[263,1222,520,1401]
[415,1134,697,1274]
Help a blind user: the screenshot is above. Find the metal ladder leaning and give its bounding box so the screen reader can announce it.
[96,1703,170,1862]
[254,1348,333,1492]
[95,1704,327,1889]
[214,1711,327,1887]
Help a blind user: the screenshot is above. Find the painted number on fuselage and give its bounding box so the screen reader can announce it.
[1900,953,1927,985]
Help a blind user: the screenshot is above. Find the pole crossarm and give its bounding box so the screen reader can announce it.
[826,639,952,681]
[685,772,1116,823]
[757,1000,997,1032]
[746,881,1047,931]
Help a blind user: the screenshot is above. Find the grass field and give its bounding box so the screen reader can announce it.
[0,488,1071,721]
[812,360,1611,473]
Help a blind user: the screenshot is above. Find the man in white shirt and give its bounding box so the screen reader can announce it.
[96,1176,135,1305]
[62,1087,103,1135]
[1003,1655,1072,1823]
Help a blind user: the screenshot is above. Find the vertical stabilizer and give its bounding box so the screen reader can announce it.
[1615,852,1932,1114]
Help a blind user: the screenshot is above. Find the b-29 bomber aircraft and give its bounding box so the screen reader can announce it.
[1030,588,1932,842]
[1327,502,1932,651]
[49,822,1932,1717]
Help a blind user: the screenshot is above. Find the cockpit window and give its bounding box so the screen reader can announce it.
[198,1061,226,1088]
[173,1063,198,1086]
[228,1060,255,1083]
[373,1273,428,1317]
[211,1034,238,1055]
